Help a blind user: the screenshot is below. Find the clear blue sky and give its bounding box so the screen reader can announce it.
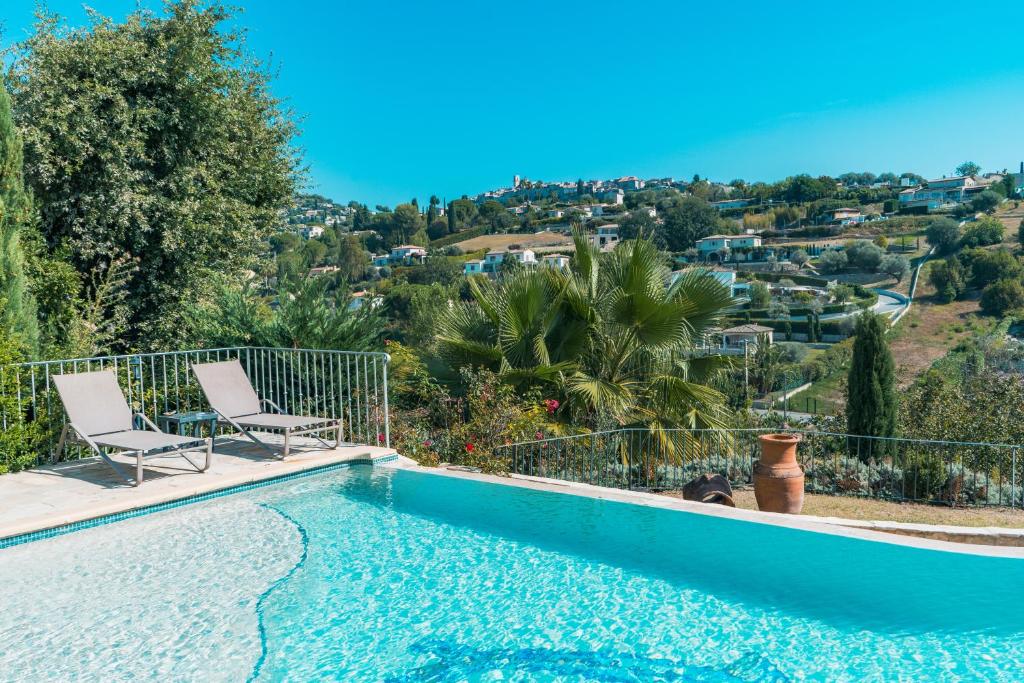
[3,1,1023,206]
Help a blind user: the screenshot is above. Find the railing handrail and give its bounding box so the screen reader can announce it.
[496,427,1023,452]
[8,346,390,369]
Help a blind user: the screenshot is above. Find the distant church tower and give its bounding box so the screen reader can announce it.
[513,175,521,189]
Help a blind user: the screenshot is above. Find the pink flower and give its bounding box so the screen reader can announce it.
[423,439,433,447]
[535,431,544,440]
[544,399,560,414]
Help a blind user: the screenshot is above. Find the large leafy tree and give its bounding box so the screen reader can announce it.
[657,196,722,251]
[436,234,736,438]
[0,84,38,354]
[5,1,300,348]
[847,312,897,459]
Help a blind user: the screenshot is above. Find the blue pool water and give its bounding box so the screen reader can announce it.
[1,465,1024,681]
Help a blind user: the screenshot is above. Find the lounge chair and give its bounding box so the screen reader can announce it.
[52,370,213,486]
[190,359,342,459]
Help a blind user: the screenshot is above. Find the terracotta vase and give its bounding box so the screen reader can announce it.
[754,433,804,514]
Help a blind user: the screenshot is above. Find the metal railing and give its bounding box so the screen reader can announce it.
[495,428,1024,508]
[0,346,389,467]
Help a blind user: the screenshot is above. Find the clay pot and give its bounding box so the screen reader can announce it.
[754,433,804,514]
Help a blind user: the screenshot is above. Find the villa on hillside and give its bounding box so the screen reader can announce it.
[464,248,537,275]
[695,234,763,262]
[388,245,428,264]
[825,208,865,225]
[542,253,570,269]
[898,175,994,212]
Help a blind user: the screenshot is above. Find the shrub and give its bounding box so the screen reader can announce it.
[748,281,770,308]
[901,453,948,500]
[980,278,1024,316]
[845,240,883,270]
[928,258,966,302]
[879,254,910,282]
[817,249,847,273]
[925,217,961,253]
[964,248,1022,288]
[960,216,1004,248]
[970,189,1002,213]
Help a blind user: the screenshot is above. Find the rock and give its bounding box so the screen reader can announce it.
[682,473,735,507]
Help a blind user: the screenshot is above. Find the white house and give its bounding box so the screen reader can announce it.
[507,248,537,264]
[599,189,625,205]
[547,209,565,219]
[389,245,427,263]
[695,235,732,258]
[463,259,485,275]
[300,225,324,239]
[542,253,570,269]
[589,224,619,251]
[694,234,761,262]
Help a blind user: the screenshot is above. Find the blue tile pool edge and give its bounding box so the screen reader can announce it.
[0,452,400,551]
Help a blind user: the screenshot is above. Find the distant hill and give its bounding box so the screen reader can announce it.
[280,193,353,230]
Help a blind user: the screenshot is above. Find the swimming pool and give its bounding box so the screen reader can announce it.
[1,465,1023,681]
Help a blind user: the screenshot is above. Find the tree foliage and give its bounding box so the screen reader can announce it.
[435,233,736,438]
[0,84,38,353]
[847,312,897,457]
[5,1,300,348]
[925,217,961,254]
[980,279,1024,316]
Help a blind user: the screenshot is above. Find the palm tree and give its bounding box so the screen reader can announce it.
[436,233,736,446]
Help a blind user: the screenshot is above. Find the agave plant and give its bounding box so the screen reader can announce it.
[436,232,736,450]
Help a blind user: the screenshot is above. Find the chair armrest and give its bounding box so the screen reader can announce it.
[261,398,283,414]
[135,413,162,432]
[67,422,103,453]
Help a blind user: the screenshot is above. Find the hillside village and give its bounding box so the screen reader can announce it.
[274,162,1024,415]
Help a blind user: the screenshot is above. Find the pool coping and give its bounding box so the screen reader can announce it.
[381,462,1024,559]
[0,451,398,550]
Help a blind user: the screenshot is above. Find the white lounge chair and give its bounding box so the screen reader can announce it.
[190,359,342,459]
[52,370,213,486]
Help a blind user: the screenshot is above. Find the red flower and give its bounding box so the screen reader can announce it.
[377,433,385,443]
[465,443,475,453]
[544,399,560,414]
[535,431,544,440]
[423,439,433,447]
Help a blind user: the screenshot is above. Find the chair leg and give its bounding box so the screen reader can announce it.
[204,438,213,471]
[135,451,144,486]
[336,422,342,449]
[283,428,290,459]
[55,424,70,464]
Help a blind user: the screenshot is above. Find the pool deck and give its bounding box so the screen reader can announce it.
[0,435,396,542]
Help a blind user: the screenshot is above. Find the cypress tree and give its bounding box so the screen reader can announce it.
[0,85,38,354]
[846,312,896,460]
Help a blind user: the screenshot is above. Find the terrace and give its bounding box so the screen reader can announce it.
[2,345,1022,544]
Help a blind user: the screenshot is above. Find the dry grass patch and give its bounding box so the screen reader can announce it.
[457,231,574,253]
[888,266,985,387]
[726,489,1024,527]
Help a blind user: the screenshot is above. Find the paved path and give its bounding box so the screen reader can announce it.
[0,435,395,541]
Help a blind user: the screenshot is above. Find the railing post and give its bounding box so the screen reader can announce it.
[382,353,390,448]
